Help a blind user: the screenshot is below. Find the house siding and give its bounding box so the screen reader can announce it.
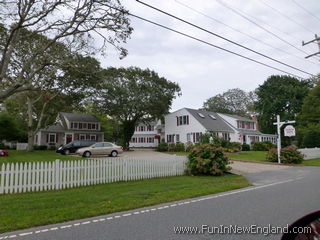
[165,109,207,144]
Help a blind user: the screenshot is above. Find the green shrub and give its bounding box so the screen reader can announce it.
[301,128,320,148]
[241,144,250,151]
[186,144,230,176]
[175,143,185,152]
[156,142,168,152]
[252,141,275,151]
[226,142,242,152]
[33,145,48,150]
[266,148,278,162]
[167,143,176,152]
[266,146,304,164]
[185,143,195,152]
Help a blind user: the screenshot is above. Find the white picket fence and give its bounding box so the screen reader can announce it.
[0,156,187,194]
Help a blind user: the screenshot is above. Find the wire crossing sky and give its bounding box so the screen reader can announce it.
[102,0,320,111]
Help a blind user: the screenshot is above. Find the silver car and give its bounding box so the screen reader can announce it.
[76,142,123,157]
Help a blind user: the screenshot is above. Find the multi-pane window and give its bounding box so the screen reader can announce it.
[237,121,255,130]
[49,133,56,143]
[187,133,191,142]
[176,134,180,142]
[177,115,189,126]
[222,133,230,140]
[167,134,175,143]
[70,122,98,130]
[79,134,86,140]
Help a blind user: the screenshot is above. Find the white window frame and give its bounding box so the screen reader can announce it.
[90,134,96,141]
[49,133,56,143]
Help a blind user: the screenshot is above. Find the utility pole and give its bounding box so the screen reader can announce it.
[273,115,296,164]
[302,34,320,59]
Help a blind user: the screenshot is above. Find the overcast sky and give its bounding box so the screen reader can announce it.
[100,0,320,112]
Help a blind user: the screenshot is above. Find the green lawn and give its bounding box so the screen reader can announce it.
[0,150,78,164]
[302,158,320,166]
[0,175,249,233]
[228,151,268,162]
[228,151,320,166]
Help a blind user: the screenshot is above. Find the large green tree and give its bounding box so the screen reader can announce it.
[296,79,320,147]
[0,111,26,142]
[3,30,103,151]
[203,88,256,117]
[254,75,310,134]
[97,67,181,150]
[0,0,132,102]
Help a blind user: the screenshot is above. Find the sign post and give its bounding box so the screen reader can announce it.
[273,115,295,164]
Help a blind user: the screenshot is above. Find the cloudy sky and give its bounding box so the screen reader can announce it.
[100,0,320,111]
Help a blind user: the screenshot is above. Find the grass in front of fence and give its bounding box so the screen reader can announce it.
[0,150,78,164]
[227,151,268,162]
[0,174,249,233]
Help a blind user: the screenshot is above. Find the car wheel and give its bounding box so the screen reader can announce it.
[111,151,118,157]
[64,149,70,155]
[83,151,91,158]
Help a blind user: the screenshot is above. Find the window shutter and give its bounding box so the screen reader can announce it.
[46,134,48,143]
[187,115,189,125]
[56,134,58,143]
[176,117,179,126]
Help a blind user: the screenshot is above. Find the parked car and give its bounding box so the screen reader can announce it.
[76,142,123,157]
[56,140,96,155]
[0,149,9,157]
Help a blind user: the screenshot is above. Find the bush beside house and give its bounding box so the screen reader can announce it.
[252,141,276,151]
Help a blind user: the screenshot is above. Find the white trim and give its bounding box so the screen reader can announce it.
[90,134,96,141]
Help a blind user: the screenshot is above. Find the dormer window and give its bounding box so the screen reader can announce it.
[209,114,216,120]
[177,115,189,126]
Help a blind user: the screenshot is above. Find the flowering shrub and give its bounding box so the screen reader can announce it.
[186,144,230,176]
[266,146,304,164]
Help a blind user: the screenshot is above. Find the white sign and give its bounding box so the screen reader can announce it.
[284,125,296,137]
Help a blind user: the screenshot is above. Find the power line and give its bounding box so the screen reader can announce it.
[101,3,306,78]
[128,13,304,79]
[136,0,315,77]
[215,0,315,58]
[174,0,317,66]
[291,0,320,24]
[259,0,316,35]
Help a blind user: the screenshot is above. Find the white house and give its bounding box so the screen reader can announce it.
[129,120,163,148]
[164,108,235,144]
[218,113,277,145]
[164,108,276,145]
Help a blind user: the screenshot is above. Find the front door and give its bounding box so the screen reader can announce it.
[66,134,73,144]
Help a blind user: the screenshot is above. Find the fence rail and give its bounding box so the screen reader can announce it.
[0,156,186,194]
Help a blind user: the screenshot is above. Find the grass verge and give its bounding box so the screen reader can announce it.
[227,151,268,162]
[0,175,249,233]
[301,158,320,166]
[0,150,79,164]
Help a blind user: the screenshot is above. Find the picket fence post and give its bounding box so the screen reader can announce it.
[55,159,60,190]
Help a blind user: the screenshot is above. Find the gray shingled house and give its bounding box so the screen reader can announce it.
[34,112,104,148]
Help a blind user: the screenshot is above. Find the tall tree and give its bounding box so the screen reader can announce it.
[203,88,256,117]
[97,67,181,150]
[0,0,132,101]
[296,79,320,147]
[4,35,103,151]
[254,75,310,134]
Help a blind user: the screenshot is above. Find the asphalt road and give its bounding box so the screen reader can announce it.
[1,166,319,240]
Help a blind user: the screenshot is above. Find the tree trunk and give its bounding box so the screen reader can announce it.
[121,120,136,151]
[26,97,34,151]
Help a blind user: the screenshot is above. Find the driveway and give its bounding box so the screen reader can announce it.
[229,160,291,174]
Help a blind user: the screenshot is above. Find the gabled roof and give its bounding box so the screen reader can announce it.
[185,108,234,133]
[59,112,99,122]
[219,113,255,122]
[41,123,66,132]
